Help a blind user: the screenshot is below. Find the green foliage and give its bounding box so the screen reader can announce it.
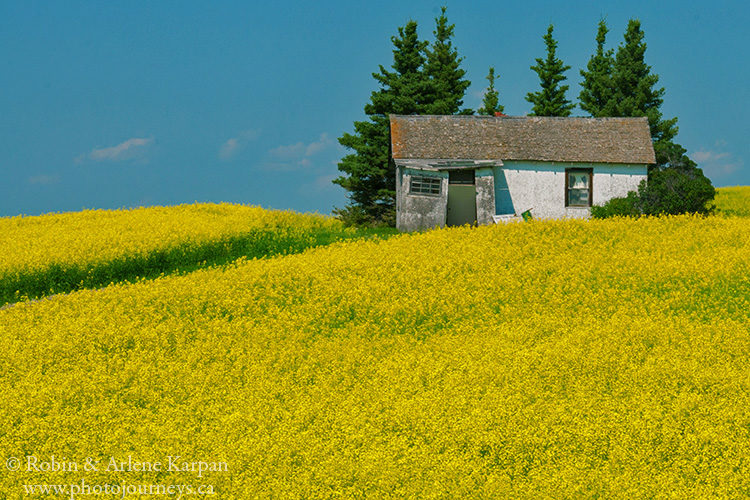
[335,21,428,225]
[638,166,715,217]
[610,19,678,147]
[423,6,471,115]
[653,139,694,171]
[332,204,373,227]
[581,18,678,150]
[593,160,715,219]
[332,204,396,228]
[335,115,394,223]
[582,18,715,214]
[335,9,470,226]
[648,142,715,215]
[478,67,503,115]
[579,20,615,117]
[367,22,431,116]
[591,191,641,218]
[526,24,574,117]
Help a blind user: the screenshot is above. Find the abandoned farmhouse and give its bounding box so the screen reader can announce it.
[390,115,656,231]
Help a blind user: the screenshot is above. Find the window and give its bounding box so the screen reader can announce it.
[566,169,593,207]
[410,176,441,196]
[448,169,475,185]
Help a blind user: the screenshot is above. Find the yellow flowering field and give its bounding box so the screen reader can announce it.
[0,214,748,497]
[0,203,384,305]
[715,186,750,217]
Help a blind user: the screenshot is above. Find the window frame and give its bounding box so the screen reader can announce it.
[409,175,442,196]
[565,168,593,208]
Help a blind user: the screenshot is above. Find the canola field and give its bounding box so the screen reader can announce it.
[1,209,748,497]
[0,203,384,305]
[715,185,750,217]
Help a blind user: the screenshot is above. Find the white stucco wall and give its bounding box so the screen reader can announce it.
[396,166,449,231]
[474,167,495,226]
[494,161,648,219]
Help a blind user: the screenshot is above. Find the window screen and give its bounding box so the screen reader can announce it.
[410,176,441,195]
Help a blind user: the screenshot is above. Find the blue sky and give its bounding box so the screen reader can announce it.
[1,0,748,217]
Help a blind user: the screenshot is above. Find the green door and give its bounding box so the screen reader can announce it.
[446,170,476,226]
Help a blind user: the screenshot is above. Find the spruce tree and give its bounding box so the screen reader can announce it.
[610,19,678,150]
[478,67,503,115]
[526,24,574,117]
[579,20,615,117]
[334,21,430,226]
[423,6,471,115]
[592,19,715,215]
[367,21,430,117]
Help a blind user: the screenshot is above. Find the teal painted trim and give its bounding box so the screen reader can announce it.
[493,167,515,215]
[500,160,647,170]
[403,168,446,178]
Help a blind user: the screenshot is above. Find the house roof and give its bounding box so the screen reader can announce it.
[390,115,656,165]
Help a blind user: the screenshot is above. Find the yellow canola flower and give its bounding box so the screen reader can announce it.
[715,186,750,217]
[0,214,748,498]
[0,203,345,275]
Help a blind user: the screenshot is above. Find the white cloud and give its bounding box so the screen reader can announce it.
[692,142,743,178]
[692,150,729,163]
[219,138,240,159]
[219,129,259,160]
[28,174,59,185]
[85,137,154,162]
[305,133,332,156]
[298,174,339,195]
[268,142,306,160]
[265,133,334,170]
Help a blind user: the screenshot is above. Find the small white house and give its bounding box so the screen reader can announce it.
[390,115,656,231]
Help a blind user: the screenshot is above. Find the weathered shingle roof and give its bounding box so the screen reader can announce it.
[390,115,656,164]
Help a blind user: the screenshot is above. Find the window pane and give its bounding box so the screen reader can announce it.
[568,188,589,206]
[410,176,441,195]
[567,170,591,207]
[569,172,589,189]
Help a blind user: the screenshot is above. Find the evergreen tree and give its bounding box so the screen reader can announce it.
[579,19,614,117]
[478,67,503,115]
[526,24,574,117]
[592,19,715,215]
[333,116,393,225]
[367,21,431,117]
[423,6,471,115]
[334,21,430,226]
[610,19,678,151]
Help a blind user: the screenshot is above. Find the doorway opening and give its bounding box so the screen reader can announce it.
[446,169,476,226]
